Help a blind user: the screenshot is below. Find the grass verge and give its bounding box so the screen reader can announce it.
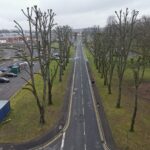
[84,48,150,150]
[0,48,74,143]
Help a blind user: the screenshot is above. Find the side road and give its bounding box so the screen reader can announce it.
[87,62,118,150]
[0,63,74,150]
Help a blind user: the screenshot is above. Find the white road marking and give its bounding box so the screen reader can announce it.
[82,106,85,116]
[81,83,83,89]
[81,89,83,96]
[84,143,87,150]
[60,132,66,150]
[83,121,86,135]
[82,95,84,106]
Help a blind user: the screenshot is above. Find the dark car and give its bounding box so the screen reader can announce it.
[0,77,10,83]
[8,65,13,69]
[3,73,17,77]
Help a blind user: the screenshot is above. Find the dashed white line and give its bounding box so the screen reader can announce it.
[81,83,83,89]
[82,106,85,116]
[83,121,86,135]
[84,143,87,150]
[60,132,66,150]
[81,88,83,95]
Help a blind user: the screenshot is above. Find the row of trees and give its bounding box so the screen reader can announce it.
[83,8,150,131]
[14,6,73,124]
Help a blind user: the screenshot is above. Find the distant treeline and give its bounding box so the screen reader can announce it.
[0,30,18,33]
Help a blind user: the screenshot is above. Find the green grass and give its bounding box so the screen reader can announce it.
[0,48,75,143]
[85,48,150,150]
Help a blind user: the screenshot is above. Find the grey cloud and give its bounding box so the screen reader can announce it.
[0,0,150,29]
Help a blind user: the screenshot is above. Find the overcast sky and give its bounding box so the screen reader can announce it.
[0,0,150,29]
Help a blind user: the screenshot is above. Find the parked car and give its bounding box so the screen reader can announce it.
[13,62,20,67]
[3,73,17,77]
[52,52,60,60]
[8,65,13,69]
[0,71,4,77]
[0,67,10,73]
[0,77,10,83]
[19,62,28,70]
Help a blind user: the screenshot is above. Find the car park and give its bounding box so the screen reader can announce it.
[0,77,10,83]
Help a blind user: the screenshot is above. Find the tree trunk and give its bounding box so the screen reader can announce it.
[48,82,53,105]
[104,75,107,86]
[98,58,101,73]
[94,58,98,70]
[59,65,62,82]
[108,83,112,94]
[116,79,122,108]
[104,69,108,86]
[39,106,45,124]
[63,62,66,71]
[108,70,113,94]
[43,79,47,103]
[130,87,138,132]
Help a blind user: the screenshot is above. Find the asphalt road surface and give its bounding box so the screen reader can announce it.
[0,62,39,100]
[42,36,104,150]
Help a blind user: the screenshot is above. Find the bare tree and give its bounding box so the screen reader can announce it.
[55,26,64,82]
[55,25,72,82]
[129,57,147,132]
[129,15,150,131]
[104,18,117,94]
[90,26,102,71]
[14,6,57,123]
[114,8,139,108]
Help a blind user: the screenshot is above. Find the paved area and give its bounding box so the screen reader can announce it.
[0,62,39,100]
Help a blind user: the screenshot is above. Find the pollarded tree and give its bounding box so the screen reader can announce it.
[90,26,102,71]
[55,26,65,82]
[14,6,57,123]
[129,56,148,132]
[32,6,58,106]
[134,16,150,67]
[104,17,117,94]
[55,25,72,82]
[114,8,139,108]
[129,16,150,131]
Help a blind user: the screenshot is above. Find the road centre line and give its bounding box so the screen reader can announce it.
[82,106,85,116]
[84,143,87,150]
[83,121,86,135]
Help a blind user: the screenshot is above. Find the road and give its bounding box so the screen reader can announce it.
[42,36,104,150]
